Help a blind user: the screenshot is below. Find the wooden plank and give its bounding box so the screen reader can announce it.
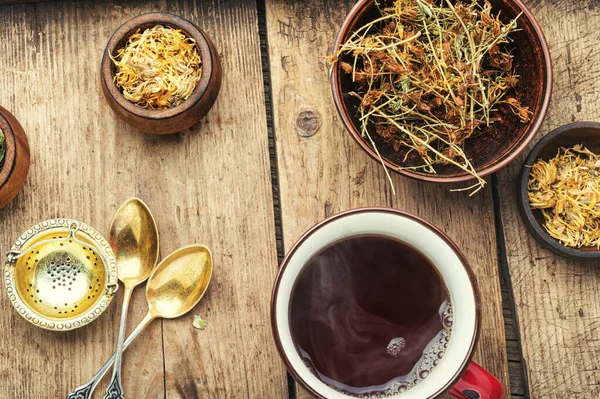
[0,0,287,398]
[263,1,511,398]
[497,237,528,394]
[497,0,600,398]
[508,362,527,398]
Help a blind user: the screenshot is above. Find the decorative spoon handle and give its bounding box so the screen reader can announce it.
[102,287,134,399]
[66,312,154,399]
[104,379,124,399]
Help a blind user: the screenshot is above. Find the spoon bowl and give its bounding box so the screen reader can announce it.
[110,198,160,284]
[146,244,213,319]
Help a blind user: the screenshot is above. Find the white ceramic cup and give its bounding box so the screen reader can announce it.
[271,208,505,399]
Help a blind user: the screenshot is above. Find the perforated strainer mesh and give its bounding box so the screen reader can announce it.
[5,219,118,331]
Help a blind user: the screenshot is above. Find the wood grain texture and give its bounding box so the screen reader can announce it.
[497,0,600,398]
[0,0,286,398]
[263,1,510,398]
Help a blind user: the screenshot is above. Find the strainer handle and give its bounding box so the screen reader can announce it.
[67,223,116,291]
[5,250,21,265]
[106,282,119,295]
[6,222,119,295]
[6,222,82,265]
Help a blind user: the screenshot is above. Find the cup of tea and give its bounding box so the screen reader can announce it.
[271,208,505,399]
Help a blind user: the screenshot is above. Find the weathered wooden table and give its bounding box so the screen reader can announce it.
[0,0,597,398]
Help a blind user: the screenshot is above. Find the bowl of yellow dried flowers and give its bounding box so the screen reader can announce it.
[330,0,552,194]
[101,12,222,134]
[0,105,30,209]
[520,122,600,260]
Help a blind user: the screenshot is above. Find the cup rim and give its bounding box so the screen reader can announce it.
[271,208,482,399]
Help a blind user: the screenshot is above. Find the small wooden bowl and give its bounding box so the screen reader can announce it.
[518,122,600,260]
[101,12,222,135]
[331,0,553,184]
[0,106,30,209]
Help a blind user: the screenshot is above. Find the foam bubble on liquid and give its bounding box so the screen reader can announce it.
[345,300,454,398]
[386,337,407,357]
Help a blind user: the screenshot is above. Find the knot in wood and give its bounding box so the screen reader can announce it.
[296,110,321,137]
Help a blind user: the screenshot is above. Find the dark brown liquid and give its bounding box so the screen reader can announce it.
[289,235,451,396]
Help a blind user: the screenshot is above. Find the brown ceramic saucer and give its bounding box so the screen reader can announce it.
[100,12,222,135]
[518,122,600,260]
[330,0,553,184]
[0,106,30,209]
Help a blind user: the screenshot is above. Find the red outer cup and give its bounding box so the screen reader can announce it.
[448,362,506,399]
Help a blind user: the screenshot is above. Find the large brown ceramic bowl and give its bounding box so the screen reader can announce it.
[331,0,552,184]
[101,12,222,135]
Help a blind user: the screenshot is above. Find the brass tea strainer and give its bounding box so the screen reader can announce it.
[4,219,118,331]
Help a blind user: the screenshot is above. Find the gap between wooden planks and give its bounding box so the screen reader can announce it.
[497,1,600,398]
[263,0,510,398]
[0,0,287,397]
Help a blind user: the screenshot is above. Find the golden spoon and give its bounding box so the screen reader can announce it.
[103,198,160,399]
[66,244,213,399]
[66,198,159,399]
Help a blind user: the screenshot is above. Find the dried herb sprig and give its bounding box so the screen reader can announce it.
[112,25,202,110]
[192,315,208,330]
[528,145,600,248]
[0,128,5,168]
[331,0,531,194]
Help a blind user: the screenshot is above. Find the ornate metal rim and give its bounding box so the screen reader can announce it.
[4,218,118,331]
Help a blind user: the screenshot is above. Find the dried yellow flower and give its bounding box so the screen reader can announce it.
[112,25,202,110]
[528,145,600,248]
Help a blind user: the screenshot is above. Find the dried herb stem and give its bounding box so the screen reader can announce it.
[375,109,485,192]
[332,0,531,194]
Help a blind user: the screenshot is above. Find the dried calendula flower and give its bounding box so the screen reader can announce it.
[112,25,202,110]
[528,145,600,248]
[192,315,208,330]
[0,128,5,167]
